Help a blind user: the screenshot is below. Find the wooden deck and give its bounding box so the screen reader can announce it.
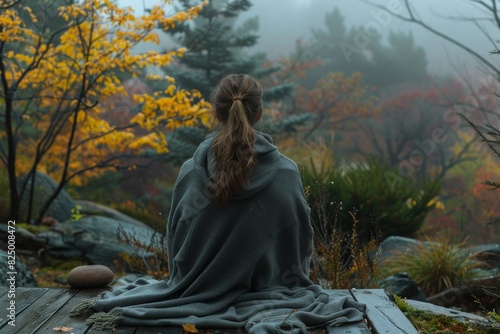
[0,287,417,334]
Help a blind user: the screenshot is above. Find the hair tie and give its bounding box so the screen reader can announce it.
[233,96,242,101]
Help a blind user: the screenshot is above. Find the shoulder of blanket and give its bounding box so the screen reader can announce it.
[263,154,305,195]
[277,153,301,175]
[177,158,195,180]
[170,159,198,198]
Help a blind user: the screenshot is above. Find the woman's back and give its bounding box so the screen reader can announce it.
[70,74,365,333]
[167,131,313,299]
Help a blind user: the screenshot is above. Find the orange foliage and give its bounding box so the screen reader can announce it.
[295,72,378,140]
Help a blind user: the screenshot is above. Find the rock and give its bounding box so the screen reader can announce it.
[0,250,38,287]
[36,215,158,267]
[75,200,151,229]
[467,244,500,268]
[379,273,427,302]
[18,171,76,223]
[67,265,114,288]
[376,236,429,263]
[0,224,44,251]
[427,275,500,311]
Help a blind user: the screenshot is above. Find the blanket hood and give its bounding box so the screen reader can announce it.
[192,131,281,200]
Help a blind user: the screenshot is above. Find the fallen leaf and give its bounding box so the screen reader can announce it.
[182,323,198,333]
[52,326,73,332]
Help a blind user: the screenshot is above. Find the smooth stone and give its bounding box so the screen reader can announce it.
[67,265,114,289]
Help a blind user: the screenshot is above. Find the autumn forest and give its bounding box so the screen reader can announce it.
[0,0,500,305]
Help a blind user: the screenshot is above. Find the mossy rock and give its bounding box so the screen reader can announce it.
[0,250,37,287]
[36,215,157,268]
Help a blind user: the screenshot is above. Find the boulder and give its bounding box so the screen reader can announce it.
[17,171,76,223]
[67,265,114,288]
[0,250,37,287]
[0,224,43,251]
[467,244,500,268]
[379,273,427,302]
[36,215,158,268]
[427,275,500,311]
[376,236,429,263]
[74,200,150,229]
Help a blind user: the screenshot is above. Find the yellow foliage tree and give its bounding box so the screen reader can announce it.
[0,0,210,224]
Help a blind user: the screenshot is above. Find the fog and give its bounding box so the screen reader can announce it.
[120,0,500,75]
[241,0,498,74]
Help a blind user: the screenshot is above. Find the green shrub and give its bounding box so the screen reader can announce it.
[381,236,483,296]
[301,158,441,243]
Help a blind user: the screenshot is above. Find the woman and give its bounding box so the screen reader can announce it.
[71,74,365,333]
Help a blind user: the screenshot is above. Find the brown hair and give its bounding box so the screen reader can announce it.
[210,74,263,206]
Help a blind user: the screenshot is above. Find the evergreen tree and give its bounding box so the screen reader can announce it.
[162,0,293,102]
[303,8,428,88]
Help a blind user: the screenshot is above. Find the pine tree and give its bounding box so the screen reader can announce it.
[162,0,293,102]
[303,8,428,88]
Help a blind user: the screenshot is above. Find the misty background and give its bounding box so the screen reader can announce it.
[120,0,500,74]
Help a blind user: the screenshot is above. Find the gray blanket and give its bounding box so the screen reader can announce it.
[70,133,365,332]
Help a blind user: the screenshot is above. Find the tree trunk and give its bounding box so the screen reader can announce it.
[0,36,20,222]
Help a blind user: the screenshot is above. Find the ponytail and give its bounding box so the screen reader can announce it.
[210,74,263,206]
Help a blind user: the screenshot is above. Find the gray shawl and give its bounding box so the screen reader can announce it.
[70,132,365,333]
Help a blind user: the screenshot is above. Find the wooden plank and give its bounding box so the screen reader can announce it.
[10,287,77,334]
[87,326,136,334]
[350,289,417,334]
[0,288,433,334]
[35,288,112,334]
[134,327,184,334]
[0,287,49,331]
[135,327,246,334]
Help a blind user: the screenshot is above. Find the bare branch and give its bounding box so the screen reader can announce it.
[71,123,138,151]
[357,0,500,77]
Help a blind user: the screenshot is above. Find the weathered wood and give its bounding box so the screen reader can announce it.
[9,287,77,334]
[36,288,111,334]
[88,326,136,334]
[1,288,429,333]
[0,287,49,331]
[350,289,417,334]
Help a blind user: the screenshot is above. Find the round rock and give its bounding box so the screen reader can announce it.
[67,265,114,289]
